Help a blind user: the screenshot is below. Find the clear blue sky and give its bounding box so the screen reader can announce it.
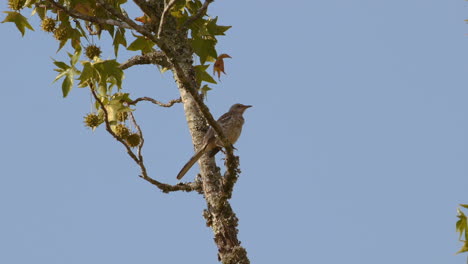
[1,0,468,263]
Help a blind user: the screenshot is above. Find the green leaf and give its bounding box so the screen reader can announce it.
[457,208,467,240]
[190,38,217,64]
[62,71,74,97]
[457,241,468,254]
[186,0,203,14]
[111,92,132,103]
[70,28,82,52]
[460,204,468,209]
[53,60,70,70]
[74,20,89,42]
[2,11,34,36]
[206,17,231,36]
[31,6,46,20]
[127,36,155,54]
[69,50,82,66]
[194,65,217,86]
[113,28,127,57]
[93,60,124,90]
[78,61,96,87]
[98,83,107,97]
[201,84,211,98]
[25,0,38,8]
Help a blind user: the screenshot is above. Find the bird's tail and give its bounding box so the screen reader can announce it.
[176,145,207,180]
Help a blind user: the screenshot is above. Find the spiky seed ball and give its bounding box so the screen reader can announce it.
[85,45,102,60]
[8,0,25,11]
[115,124,130,139]
[126,133,141,148]
[117,111,128,122]
[84,113,101,129]
[41,18,56,33]
[54,26,68,41]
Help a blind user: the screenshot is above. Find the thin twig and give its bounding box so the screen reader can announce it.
[89,85,140,164]
[139,175,203,193]
[119,51,171,70]
[90,86,195,193]
[95,0,151,36]
[128,97,182,107]
[128,112,145,163]
[45,0,132,29]
[182,0,214,29]
[157,0,177,38]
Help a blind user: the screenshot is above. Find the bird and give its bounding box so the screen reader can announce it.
[176,103,252,180]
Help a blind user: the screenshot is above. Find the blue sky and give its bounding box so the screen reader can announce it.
[1,0,468,263]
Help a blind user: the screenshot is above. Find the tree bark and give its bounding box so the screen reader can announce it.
[158,15,250,264]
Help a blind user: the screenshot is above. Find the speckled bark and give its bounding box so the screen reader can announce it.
[157,12,250,264]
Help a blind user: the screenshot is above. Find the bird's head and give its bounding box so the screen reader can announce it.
[230,103,252,114]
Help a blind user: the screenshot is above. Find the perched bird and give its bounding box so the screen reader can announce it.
[176,103,252,180]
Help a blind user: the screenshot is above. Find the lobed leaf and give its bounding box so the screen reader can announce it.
[2,11,34,36]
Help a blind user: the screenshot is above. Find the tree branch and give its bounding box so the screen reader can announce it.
[157,0,178,38]
[45,0,132,30]
[128,111,145,165]
[139,175,203,193]
[90,86,195,193]
[157,40,240,202]
[95,0,154,37]
[128,97,182,107]
[119,51,171,70]
[182,0,214,29]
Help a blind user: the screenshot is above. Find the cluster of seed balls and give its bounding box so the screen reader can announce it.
[84,112,141,148]
[40,18,101,60]
[9,0,133,145]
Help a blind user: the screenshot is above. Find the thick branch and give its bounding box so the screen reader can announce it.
[45,0,132,29]
[128,97,182,107]
[119,51,171,70]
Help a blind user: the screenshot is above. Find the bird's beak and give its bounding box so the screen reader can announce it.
[244,105,252,109]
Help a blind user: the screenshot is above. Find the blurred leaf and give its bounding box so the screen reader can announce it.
[135,15,151,23]
[69,50,82,66]
[457,208,467,240]
[1,11,34,36]
[186,0,202,14]
[62,70,75,97]
[190,38,217,64]
[53,60,70,71]
[78,61,96,87]
[113,28,127,57]
[127,36,155,54]
[457,241,468,254]
[201,84,211,98]
[111,92,132,103]
[461,205,468,209]
[94,60,124,90]
[74,2,94,16]
[194,65,216,86]
[74,21,89,42]
[32,6,46,20]
[206,17,231,36]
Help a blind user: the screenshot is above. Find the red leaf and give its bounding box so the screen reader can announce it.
[213,53,231,80]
